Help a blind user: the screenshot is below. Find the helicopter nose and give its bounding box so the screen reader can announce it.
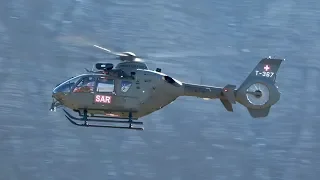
[52,88,67,101]
[52,87,60,99]
[52,83,62,94]
[52,92,59,100]
[50,90,66,112]
[52,86,66,102]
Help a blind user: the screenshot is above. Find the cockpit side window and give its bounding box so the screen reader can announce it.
[96,76,115,93]
[73,76,96,93]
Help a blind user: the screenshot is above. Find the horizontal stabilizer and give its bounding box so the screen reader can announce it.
[247,107,271,118]
[220,84,236,112]
[220,99,233,112]
[222,84,236,104]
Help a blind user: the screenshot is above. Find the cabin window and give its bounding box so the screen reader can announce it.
[96,77,115,93]
[73,76,96,93]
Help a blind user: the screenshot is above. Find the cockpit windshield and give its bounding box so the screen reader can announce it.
[52,75,83,93]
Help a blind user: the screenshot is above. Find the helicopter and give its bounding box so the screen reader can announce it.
[50,44,284,130]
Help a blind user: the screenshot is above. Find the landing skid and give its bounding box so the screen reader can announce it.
[63,109,144,130]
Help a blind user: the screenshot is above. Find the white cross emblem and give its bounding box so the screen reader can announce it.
[264,65,270,71]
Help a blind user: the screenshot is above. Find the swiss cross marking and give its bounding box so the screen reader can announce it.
[95,95,112,104]
[264,65,270,71]
[255,64,274,78]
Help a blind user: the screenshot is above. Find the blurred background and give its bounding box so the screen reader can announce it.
[0,0,319,179]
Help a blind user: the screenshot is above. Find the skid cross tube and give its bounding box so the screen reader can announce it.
[63,109,144,130]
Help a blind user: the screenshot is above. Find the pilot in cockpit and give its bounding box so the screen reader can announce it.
[73,76,95,93]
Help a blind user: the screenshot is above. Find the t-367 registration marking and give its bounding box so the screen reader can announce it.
[255,71,274,78]
[95,95,112,104]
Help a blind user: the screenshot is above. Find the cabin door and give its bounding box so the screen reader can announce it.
[93,76,117,110]
[69,75,96,108]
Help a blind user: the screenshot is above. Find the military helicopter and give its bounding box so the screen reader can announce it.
[50,44,284,130]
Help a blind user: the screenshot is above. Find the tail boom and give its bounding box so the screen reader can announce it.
[182,83,237,112]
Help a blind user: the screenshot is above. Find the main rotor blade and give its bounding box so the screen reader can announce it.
[93,44,127,56]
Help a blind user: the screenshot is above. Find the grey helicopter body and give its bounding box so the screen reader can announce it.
[50,45,284,130]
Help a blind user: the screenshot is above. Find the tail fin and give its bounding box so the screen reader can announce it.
[235,57,284,118]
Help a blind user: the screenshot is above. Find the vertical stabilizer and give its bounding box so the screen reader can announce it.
[236,57,284,118]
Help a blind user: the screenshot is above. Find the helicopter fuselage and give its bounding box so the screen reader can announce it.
[51,57,284,131]
[51,44,284,130]
[52,62,191,119]
[52,65,227,120]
